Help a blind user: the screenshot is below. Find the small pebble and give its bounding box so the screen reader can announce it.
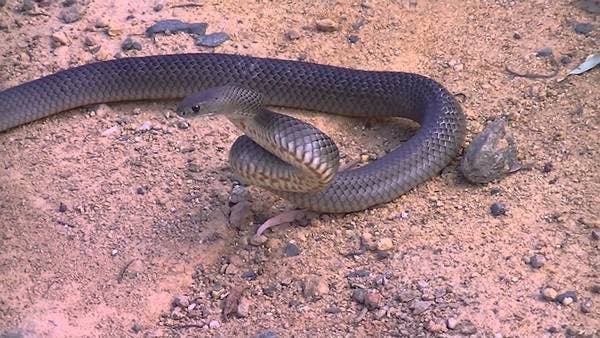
[364,291,382,309]
[172,294,190,308]
[512,32,521,39]
[229,184,250,204]
[208,320,220,329]
[229,201,253,229]
[411,300,431,315]
[285,30,300,40]
[241,271,257,281]
[316,19,339,32]
[376,237,394,251]
[542,162,553,173]
[541,287,558,301]
[456,320,477,334]
[138,121,152,131]
[529,254,546,268]
[556,290,577,303]
[58,202,68,212]
[490,202,506,217]
[560,55,572,65]
[283,242,300,257]
[398,290,420,302]
[562,297,574,306]
[250,234,268,246]
[580,299,592,313]
[447,317,458,329]
[591,229,600,240]
[302,275,329,300]
[348,35,360,43]
[0,0,6,8]
[236,297,251,317]
[122,37,142,51]
[325,306,341,314]
[254,331,278,338]
[153,1,164,12]
[59,5,85,24]
[574,22,593,35]
[536,47,554,58]
[131,323,143,333]
[21,0,35,11]
[136,187,146,195]
[352,289,366,304]
[197,32,230,47]
[51,31,70,47]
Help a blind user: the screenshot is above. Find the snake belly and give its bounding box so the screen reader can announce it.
[0,53,467,213]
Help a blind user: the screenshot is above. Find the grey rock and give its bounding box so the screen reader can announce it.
[316,19,338,32]
[59,5,85,23]
[284,242,300,257]
[146,19,207,37]
[0,330,24,338]
[58,202,68,212]
[592,229,600,240]
[411,300,432,314]
[303,275,329,300]
[254,331,278,338]
[131,323,143,333]
[229,184,250,204]
[285,30,300,40]
[577,0,600,13]
[197,32,230,47]
[457,320,477,334]
[556,290,577,303]
[172,294,190,308]
[229,201,253,229]
[580,298,592,313]
[398,289,420,302]
[352,289,367,304]
[490,202,506,217]
[529,254,546,268]
[122,37,142,51]
[348,35,360,43]
[21,0,35,11]
[461,119,520,184]
[208,320,220,329]
[0,0,6,8]
[560,55,572,65]
[574,22,593,35]
[153,1,164,11]
[536,47,554,58]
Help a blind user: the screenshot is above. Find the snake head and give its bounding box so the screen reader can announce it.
[176,87,232,118]
[176,85,264,119]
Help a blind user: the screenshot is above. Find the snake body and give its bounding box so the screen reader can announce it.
[0,53,466,213]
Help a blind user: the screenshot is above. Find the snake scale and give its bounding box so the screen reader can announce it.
[0,53,466,213]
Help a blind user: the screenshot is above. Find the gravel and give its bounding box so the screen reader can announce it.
[490,202,507,216]
[316,19,338,32]
[529,254,546,268]
[146,19,207,37]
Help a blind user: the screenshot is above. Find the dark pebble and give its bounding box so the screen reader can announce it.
[529,254,546,268]
[59,5,85,24]
[574,22,593,35]
[348,270,370,278]
[547,326,560,333]
[62,0,76,7]
[146,19,207,37]
[58,202,68,212]
[122,37,142,51]
[21,0,35,11]
[490,203,506,217]
[241,271,257,281]
[197,32,230,47]
[0,330,24,338]
[0,0,6,8]
[560,55,572,65]
[536,47,554,58]
[153,2,163,11]
[352,289,367,304]
[131,323,142,333]
[490,187,502,195]
[542,162,553,173]
[136,187,146,195]
[348,35,360,43]
[325,306,341,314]
[513,32,521,39]
[284,242,300,257]
[592,230,600,240]
[254,331,278,338]
[556,291,577,303]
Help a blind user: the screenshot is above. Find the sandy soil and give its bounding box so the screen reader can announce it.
[0,0,598,337]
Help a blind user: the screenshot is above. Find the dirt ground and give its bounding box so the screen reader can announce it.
[0,0,598,337]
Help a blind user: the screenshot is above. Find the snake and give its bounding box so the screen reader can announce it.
[0,53,466,213]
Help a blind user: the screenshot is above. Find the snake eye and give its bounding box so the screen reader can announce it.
[192,105,200,113]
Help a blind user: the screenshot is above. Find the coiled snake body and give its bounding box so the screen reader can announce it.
[0,53,466,213]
